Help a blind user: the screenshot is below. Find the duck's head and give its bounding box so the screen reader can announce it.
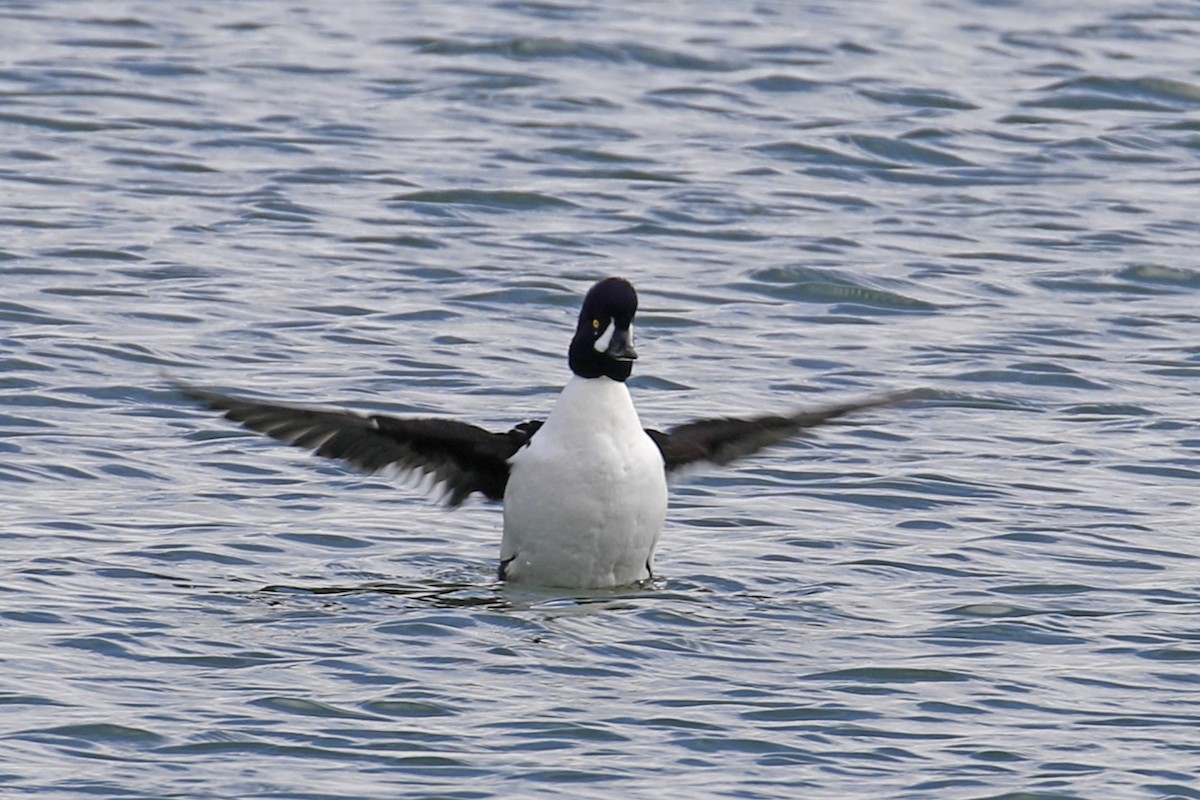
[569,277,639,382]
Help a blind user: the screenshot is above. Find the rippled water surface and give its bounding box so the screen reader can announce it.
[4,1,1200,798]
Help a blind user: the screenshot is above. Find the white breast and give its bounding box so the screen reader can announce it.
[501,376,668,588]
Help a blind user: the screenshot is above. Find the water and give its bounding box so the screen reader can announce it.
[3,1,1199,797]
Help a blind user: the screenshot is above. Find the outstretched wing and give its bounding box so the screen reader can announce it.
[646,393,903,476]
[177,383,541,506]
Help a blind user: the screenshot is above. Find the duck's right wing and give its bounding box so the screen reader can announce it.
[177,383,542,506]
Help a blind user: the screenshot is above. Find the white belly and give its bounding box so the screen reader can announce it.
[501,376,668,588]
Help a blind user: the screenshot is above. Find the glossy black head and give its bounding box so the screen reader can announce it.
[568,277,639,382]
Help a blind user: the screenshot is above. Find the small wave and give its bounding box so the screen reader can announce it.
[844,134,976,169]
[743,74,824,93]
[390,189,576,211]
[743,266,938,312]
[535,166,688,183]
[398,36,739,72]
[1033,267,1195,295]
[856,85,979,111]
[1026,75,1200,112]
[55,37,160,50]
[42,247,145,262]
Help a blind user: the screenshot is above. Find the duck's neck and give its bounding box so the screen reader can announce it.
[545,375,640,434]
[568,332,632,382]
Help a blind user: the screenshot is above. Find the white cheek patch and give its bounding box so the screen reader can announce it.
[593,323,614,353]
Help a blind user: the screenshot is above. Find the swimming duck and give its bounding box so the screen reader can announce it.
[178,277,896,588]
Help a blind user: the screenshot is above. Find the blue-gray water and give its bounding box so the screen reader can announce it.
[3,1,1199,798]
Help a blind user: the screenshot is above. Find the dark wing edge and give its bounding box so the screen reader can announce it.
[646,390,918,476]
[173,380,541,506]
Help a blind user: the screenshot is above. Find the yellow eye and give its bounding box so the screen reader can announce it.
[592,319,600,329]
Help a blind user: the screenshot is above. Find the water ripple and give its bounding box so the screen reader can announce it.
[4,0,1200,798]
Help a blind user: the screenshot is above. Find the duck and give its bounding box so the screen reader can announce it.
[177,277,899,589]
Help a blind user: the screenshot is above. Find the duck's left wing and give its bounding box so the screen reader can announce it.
[177,383,541,506]
[646,393,902,477]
